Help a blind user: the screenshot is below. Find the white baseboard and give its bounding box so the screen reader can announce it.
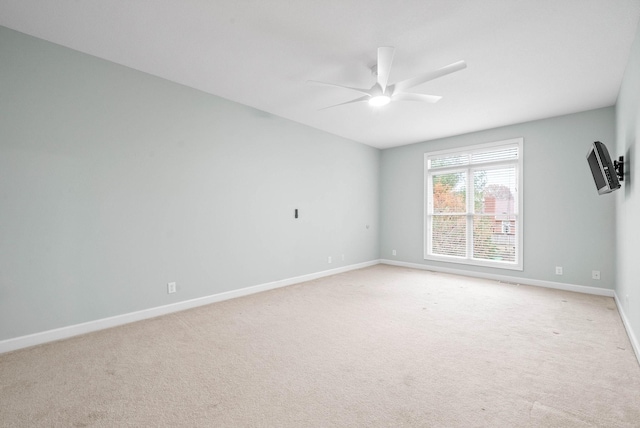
[614,292,640,367]
[5,258,637,367]
[380,259,615,297]
[0,260,379,355]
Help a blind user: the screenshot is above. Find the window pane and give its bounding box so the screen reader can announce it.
[431,215,466,257]
[432,172,466,213]
[429,154,469,169]
[473,215,516,262]
[474,167,517,214]
[470,147,518,164]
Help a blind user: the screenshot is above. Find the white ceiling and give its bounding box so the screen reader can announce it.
[1,1,639,149]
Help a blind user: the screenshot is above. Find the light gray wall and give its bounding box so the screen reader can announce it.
[615,22,640,340]
[0,27,380,341]
[380,107,616,289]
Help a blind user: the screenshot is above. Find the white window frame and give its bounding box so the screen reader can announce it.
[424,138,523,271]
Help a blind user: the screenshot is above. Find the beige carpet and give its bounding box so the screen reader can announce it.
[1,264,639,427]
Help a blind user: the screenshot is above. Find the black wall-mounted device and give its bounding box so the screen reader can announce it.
[586,141,624,195]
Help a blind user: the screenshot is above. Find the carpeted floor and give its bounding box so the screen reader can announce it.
[1,264,639,427]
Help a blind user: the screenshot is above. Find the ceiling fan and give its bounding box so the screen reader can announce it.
[308,47,466,109]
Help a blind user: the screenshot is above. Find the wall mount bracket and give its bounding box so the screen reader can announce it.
[614,156,624,181]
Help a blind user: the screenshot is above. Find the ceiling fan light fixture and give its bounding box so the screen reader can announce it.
[369,95,391,107]
[310,47,466,110]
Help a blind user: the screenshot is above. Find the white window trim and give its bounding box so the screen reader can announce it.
[424,138,524,271]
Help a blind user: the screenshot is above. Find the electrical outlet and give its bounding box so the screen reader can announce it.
[167,282,177,294]
[592,270,600,280]
[341,254,345,261]
[392,249,397,256]
[328,256,332,264]
[555,266,563,275]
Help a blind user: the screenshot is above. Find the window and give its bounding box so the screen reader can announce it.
[424,138,523,270]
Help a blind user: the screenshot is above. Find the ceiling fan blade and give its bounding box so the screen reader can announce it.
[307,80,371,96]
[319,95,370,110]
[393,60,467,93]
[377,46,395,92]
[393,92,442,103]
